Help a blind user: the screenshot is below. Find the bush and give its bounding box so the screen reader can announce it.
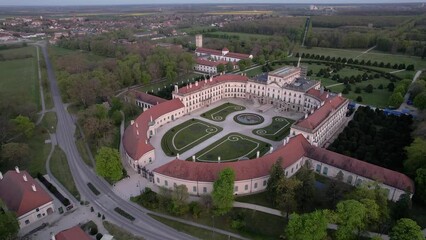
[189,201,203,219]
[89,226,98,235]
[131,188,159,210]
[87,183,100,196]
[114,207,135,221]
[356,96,363,102]
[37,174,71,206]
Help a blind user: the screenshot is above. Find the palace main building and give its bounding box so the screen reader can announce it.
[122,66,414,201]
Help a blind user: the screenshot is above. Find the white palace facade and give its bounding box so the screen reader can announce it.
[122,66,414,201]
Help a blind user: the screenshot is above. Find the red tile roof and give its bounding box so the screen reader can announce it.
[154,134,414,193]
[0,170,53,217]
[55,226,91,240]
[129,90,167,106]
[306,88,330,101]
[196,58,228,67]
[154,134,310,182]
[295,96,348,130]
[195,47,251,60]
[177,74,249,95]
[123,98,185,160]
[305,146,414,192]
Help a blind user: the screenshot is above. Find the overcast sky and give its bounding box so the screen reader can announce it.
[0,0,425,6]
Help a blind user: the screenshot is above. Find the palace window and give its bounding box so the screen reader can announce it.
[316,164,321,173]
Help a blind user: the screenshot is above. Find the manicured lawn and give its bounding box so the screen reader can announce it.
[138,73,202,94]
[150,208,286,240]
[253,116,295,141]
[191,133,270,162]
[236,191,275,209]
[201,102,246,122]
[296,47,426,70]
[0,46,40,111]
[150,215,238,240]
[50,146,80,200]
[243,66,264,77]
[103,221,145,240]
[161,119,223,156]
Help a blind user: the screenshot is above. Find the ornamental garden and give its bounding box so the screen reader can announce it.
[160,102,294,162]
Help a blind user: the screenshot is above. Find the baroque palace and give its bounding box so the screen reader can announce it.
[122,66,414,201]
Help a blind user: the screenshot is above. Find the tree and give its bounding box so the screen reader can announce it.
[0,200,19,240]
[212,168,235,216]
[389,218,424,240]
[1,142,30,165]
[392,193,412,220]
[388,92,404,108]
[387,82,395,92]
[356,96,363,102]
[216,64,225,73]
[295,164,315,211]
[276,177,302,220]
[95,147,123,182]
[414,92,426,110]
[409,80,426,99]
[364,84,374,93]
[267,158,284,203]
[404,138,426,176]
[226,62,234,72]
[285,210,330,240]
[11,115,35,138]
[335,200,366,240]
[415,168,426,205]
[169,185,189,216]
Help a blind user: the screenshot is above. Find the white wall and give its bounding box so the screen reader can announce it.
[18,201,54,228]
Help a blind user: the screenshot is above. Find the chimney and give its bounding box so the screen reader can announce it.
[150,115,153,122]
[192,156,196,162]
[0,171,3,180]
[256,151,260,158]
[136,130,139,136]
[23,174,27,182]
[130,120,135,125]
[195,81,198,87]
[326,93,329,98]
[145,140,147,144]
[320,87,324,95]
[51,232,56,240]
[177,153,180,159]
[269,146,274,154]
[210,76,213,82]
[174,85,178,93]
[304,113,308,119]
[135,123,138,128]
[15,166,20,173]
[31,184,37,192]
[338,92,342,97]
[189,83,192,88]
[218,156,221,163]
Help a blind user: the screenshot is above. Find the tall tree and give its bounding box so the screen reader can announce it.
[0,200,19,240]
[285,210,330,240]
[95,147,123,182]
[212,168,235,216]
[267,158,284,203]
[276,177,302,220]
[1,142,30,166]
[335,200,367,240]
[389,218,424,240]
[295,164,316,211]
[415,168,426,205]
[170,185,189,216]
[11,115,35,138]
[226,62,234,72]
[404,138,426,176]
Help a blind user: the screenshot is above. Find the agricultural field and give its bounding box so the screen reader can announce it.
[207,10,273,15]
[0,46,40,111]
[191,133,270,162]
[161,119,223,156]
[201,103,246,122]
[253,117,295,141]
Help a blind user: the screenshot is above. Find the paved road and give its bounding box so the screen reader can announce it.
[39,43,198,240]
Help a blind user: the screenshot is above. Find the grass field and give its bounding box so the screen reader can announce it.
[103,221,145,240]
[208,10,273,15]
[150,215,238,240]
[192,133,270,162]
[0,46,40,111]
[204,31,276,41]
[295,46,426,70]
[236,191,274,209]
[50,146,80,200]
[137,73,202,94]
[201,102,246,122]
[161,119,223,156]
[253,117,295,141]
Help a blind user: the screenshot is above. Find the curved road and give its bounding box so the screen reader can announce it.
[39,43,198,240]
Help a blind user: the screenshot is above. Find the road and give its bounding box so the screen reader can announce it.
[39,43,198,240]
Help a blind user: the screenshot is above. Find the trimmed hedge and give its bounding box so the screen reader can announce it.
[37,173,71,206]
[87,182,100,196]
[114,207,135,221]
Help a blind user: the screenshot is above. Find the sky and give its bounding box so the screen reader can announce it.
[0,0,425,6]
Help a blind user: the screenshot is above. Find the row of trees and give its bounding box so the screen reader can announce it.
[388,79,412,108]
[296,52,415,71]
